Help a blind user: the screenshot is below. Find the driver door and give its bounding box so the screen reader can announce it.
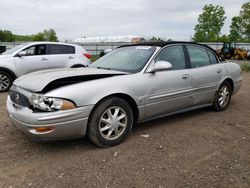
[15,44,50,76]
[143,45,193,120]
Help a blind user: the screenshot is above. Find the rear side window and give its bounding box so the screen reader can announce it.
[187,46,210,68]
[48,44,75,54]
[155,45,186,70]
[207,50,218,64]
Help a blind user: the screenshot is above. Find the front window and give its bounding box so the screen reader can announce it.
[155,45,186,70]
[22,45,46,56]
[90,46,156,73]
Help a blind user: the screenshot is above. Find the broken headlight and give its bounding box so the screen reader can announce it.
[30,94,76,112]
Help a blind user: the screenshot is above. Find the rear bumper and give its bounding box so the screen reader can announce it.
[233,77,242,95]
[7,96,94,141]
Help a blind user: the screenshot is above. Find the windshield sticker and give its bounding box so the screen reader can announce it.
[135,46,152,50]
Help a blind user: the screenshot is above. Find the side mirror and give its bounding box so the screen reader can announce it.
[18,51,26,57]
[148,61,173,73]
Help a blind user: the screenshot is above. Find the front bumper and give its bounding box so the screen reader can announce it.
[7,96,94,141]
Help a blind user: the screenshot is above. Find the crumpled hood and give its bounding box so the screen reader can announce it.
[14,68,127,92]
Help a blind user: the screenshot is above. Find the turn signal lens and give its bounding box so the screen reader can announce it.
[35,126,55,133]
[61,100,76,110]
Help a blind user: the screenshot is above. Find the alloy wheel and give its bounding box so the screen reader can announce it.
[0,74,10,91]
[218,85,230,108]
[98,106,128,140]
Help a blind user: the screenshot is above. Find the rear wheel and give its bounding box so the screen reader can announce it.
[213,81,232,111]
[88,97,133,147]
[234,55,240,60]
[0,71,13,92]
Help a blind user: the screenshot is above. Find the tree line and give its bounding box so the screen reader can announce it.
[193,2,250,42]
[0,29,57,42]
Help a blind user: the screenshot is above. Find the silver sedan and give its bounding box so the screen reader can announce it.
[6,42,242,147]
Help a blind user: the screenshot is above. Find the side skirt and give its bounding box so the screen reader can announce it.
[138,103,213,124]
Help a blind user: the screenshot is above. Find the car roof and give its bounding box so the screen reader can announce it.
[119,41,217,54]
[26,41,76,46]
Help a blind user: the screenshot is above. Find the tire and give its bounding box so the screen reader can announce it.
[88,97,133,147]
[213,81,232,111]
[234,55,240,60]
[0,71,13,92]
[71,64,85,68]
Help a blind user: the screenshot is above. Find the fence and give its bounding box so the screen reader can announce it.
[1,42,250,55]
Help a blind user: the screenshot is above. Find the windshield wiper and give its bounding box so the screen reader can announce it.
[96,66,111,70]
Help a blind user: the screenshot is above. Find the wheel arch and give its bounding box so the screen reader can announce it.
[88,93,139,126]
[223,78,234,93]
[0,67,17,80]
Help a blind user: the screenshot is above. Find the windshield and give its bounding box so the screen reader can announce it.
[90,46,156,73]
[1,43,29,55]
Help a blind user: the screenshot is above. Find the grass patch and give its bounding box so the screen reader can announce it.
[240,63,250,72]
[91,55,101,62]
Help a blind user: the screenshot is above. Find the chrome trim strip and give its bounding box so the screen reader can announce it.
[37,106,93,121]
[146,84,217,103]
[139,103,213,123]
[10,113,88,127]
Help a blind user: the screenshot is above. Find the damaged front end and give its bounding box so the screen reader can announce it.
[42,74,122,93]
[10,68,127,112]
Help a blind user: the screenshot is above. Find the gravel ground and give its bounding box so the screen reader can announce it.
[0,73,249,188]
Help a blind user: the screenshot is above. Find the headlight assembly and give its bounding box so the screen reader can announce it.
[30,94,76,112]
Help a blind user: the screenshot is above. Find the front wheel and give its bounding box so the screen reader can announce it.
[0,71,13,92]
[88,97,133,147]
[213,81,232,111]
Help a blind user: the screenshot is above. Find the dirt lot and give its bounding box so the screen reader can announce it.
[0,74,249,188]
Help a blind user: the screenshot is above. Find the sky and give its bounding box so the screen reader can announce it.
[0,0,248,41]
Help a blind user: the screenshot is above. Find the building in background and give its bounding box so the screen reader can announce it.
[74,35,145,43]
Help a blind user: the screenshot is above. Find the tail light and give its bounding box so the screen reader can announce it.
[83,53,92,59]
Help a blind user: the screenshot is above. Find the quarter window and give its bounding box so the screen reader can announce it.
[155,45,186,70]
[48,44,75,54]
[207,50,218,64]
[187,46,210,68]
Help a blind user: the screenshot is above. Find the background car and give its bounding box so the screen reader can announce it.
[7,42,242,147]
[0,42,91,92]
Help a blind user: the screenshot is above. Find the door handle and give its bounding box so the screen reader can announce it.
[217,69,222,74]
[182,74,190,79]
[68,56,74,59]
[41,57,48,61]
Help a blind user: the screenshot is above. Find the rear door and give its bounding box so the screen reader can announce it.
[48,44,76,69]
[15,44,50,75]
[186,45,224,106]
[143,45,193,119]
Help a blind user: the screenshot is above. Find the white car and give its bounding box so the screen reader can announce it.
[0,42,91,92]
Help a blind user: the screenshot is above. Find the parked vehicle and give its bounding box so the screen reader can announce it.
[7,42,242,147]
[216,42,249,60]
[0,45,6,54]
[0,42,91,92]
